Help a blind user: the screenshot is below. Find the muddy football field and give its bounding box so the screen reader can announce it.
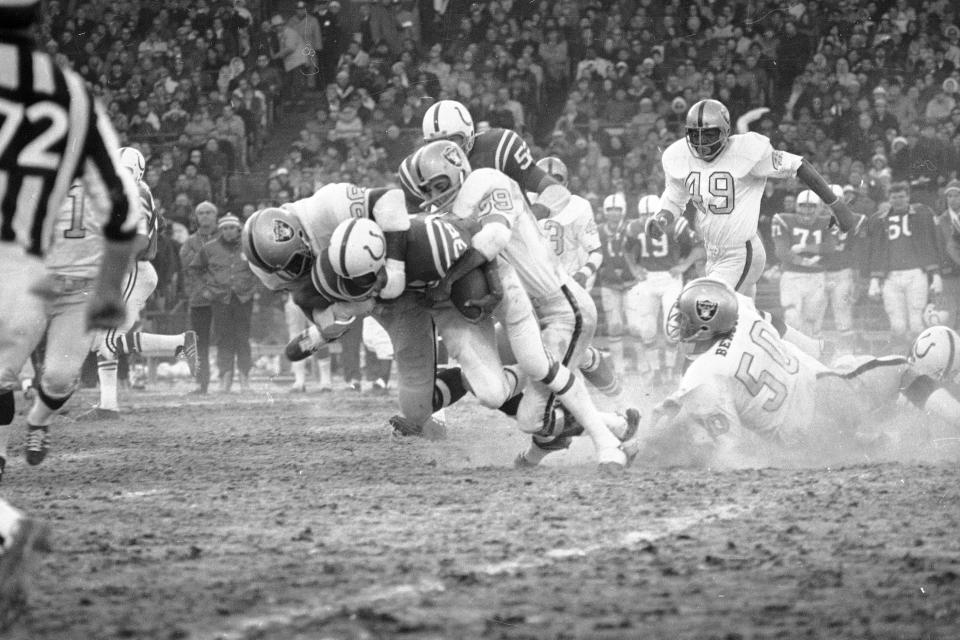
[2,378,959,640]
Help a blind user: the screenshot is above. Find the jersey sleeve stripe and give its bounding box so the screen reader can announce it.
[31,51,55,94]
[424,219,446,276]
[84,92,138,242]
[494,131,514,172]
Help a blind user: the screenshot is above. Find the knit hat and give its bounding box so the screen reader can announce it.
[891,136,908,150]
[218,214,242,229]
[946,179,960,195]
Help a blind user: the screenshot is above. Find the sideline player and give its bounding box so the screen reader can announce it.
[638,278,960,465]
[771,189,831,339]
[647,99,863,297]
[623,195,704,385]
[83,147,198,419]
[0,0,138,623]
[534,156,619,395]
[410,140,639,469]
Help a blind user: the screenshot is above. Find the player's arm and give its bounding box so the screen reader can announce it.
[498,131,570,219]
[671,217,704,273]
[647,170,690,240]
[369,188,412,299]
[795,161,863,234]
[621,220,643,279]
[80,93,140,328]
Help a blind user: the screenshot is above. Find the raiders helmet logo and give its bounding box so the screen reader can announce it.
[272,219,295,242]
[442,144,463,167]
[695,298,719,322]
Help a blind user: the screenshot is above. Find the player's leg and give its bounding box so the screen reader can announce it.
[284,295,308,391]
[234,296,254,391]
[805,272,829,338]
[569,280,620,395]
[362,316,394,393]
[24,292,95,465]
[906,268,930,338]
[0,250,48,478]
[830,269,858,353]
[210,300,236,392]
[659,273,684,381]
[600,286,626,374]
[626,278,661,382]
[779,271,803,330]
[881,270,909,347]
[93,263,142,413]
[495,273,628,467]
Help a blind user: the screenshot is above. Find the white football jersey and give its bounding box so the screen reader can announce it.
[453,168,567,299]
[256,184,410,291]
[44,181,106,278]
[283,183,410,256]
[535,194,600,277]
[667,293,828,445]
[660,132,802,249]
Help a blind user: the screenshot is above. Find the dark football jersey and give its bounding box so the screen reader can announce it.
[404,214,470,289]
[770,212,832,273]
[623,215,696,272]
[597,222,633,287]
[136,181,159,261]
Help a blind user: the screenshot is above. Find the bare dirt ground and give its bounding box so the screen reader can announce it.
[2,378,959,640]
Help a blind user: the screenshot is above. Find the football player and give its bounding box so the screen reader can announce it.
[84,147,199,420]
[596,192,636,374]
[411,140,640,470]
[771,189,831,339]
[867,181,943,350]
[534,156,619,396]
[403,99,571,220]
[647,99,863,298]
[623,195,704,385]
[823,185,867,354]
[637,279,960,466]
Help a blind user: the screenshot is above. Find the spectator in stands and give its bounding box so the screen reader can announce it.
[314,0,345,87]
[215,102,247,170]
[270,13,308,106]
[181,163,214,205]
[190,214,260,393]
[184,107,217,147]
[290,1,322,89]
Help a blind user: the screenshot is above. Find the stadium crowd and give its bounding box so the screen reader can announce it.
[39,0,960,385]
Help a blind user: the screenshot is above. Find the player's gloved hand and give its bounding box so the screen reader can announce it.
[645,212,670,240]
[930,273,943,295]
[868,277,882,299]
[573,271,588,288]
[424,277,453,306]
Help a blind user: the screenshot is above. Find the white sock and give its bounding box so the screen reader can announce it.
[317,357,332,387]
[608,336,625,374]
[291,360,306,387]
[132,332,185,356]
[0,424,10,462]
[97,357,119,411]
[0,499,24,551]
[26,391,65,427]
[601,411,629,439]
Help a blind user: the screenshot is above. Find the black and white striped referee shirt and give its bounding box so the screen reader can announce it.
[0,30,138,257]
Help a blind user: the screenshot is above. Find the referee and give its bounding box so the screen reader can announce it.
[0,0,139,624]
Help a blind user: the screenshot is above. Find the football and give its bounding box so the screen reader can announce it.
[450,267,489,322]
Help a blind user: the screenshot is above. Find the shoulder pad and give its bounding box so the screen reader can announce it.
[661,138,690,174]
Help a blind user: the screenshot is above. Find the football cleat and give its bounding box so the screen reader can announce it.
[24,426,49,466]
[177,330,199,377]
[389,414,423,437]
[285,326,323,362]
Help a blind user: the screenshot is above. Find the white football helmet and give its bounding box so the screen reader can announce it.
[829,184,844,202]
[536,156,568,187]
[637,194,661,218]
[328,218,387,283]
[796,189,822,217]
[242,207,313,282]
[685,99,731,162]
[118,146,145,182]
[603,192,626,225]
[409,140,472,211]
[422,100,476,153]
[910,325,960,382]
[666,278,739,343]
